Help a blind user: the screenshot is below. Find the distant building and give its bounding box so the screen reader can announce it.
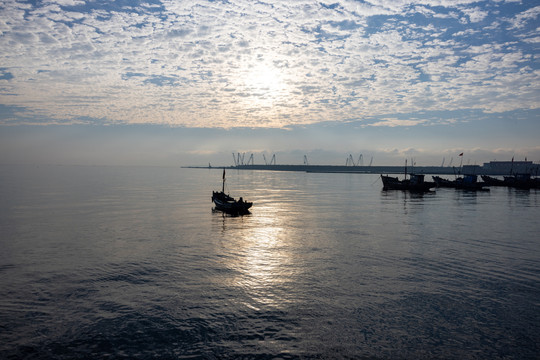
[482,161,538,175]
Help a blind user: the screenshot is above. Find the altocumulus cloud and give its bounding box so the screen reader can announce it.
[0,0,538,128]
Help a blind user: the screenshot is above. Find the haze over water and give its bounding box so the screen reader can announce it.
[1,165,539,359]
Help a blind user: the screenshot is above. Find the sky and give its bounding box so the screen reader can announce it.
[0,0,539,166]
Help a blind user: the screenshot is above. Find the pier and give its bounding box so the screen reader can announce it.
[187,161,540,176]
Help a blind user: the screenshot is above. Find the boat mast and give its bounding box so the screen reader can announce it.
[222,168,226,193]
[404,159,407,179]
[510,156,514,175]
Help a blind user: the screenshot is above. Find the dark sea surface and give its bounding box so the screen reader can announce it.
[1,165,539,359]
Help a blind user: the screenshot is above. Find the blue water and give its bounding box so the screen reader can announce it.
[1,165,539,359]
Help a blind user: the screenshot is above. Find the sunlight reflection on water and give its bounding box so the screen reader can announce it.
[216,198,297,311]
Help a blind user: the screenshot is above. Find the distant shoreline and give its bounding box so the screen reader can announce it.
[183,163,539,176]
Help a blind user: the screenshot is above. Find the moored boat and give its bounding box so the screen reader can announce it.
[432,175,457,188]
[433,174,488,191]
[500,157,536,189]
[381,173,435,192]
[503,173,533,190]
[459,174,489,191]
[381,160,435,192]
[481,175,506,186]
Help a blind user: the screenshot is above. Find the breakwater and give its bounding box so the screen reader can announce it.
[187,164,538,176]
[234,164,458,174]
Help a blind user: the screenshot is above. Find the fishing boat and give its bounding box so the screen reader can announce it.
[381,173,435,192]
[503,173,533,190]
[433,174,489,191]
[481,175,506,186]
[381,160,435,192]
[212,169,252,214]
[500,157,535,189]
[432,175,457,188]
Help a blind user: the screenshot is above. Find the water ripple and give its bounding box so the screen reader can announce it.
[1,166,539,359]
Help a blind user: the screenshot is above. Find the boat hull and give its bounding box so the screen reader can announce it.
[212,191,252,214]
[504,174,533,189]
[433,175,488,191]
[381,174,435,192]
[481,175,506,186]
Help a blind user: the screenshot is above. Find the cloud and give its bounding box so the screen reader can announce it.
[0,0,538,129]
[368,118,428,127]
[506,5,540,29]
[460,6,489,23]
[43,0,86,6]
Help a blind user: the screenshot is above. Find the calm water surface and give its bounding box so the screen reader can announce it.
[1,165,539,359]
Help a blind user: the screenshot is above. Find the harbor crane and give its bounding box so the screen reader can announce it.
[232,152,248,166]
[346,154,364,166]
[246,154,254,166]
[263,154,276,165]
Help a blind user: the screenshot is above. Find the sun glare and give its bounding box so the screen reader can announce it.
[241,63,290,107]
[249,65,282,92]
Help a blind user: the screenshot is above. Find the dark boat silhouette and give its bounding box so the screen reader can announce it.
[381,160,435,192]
[433,174,489,191]
[212,169,252,214]
[499,158,537,189]
[483,157,538,189]
[503,173,533,189]
[481,175,506,186]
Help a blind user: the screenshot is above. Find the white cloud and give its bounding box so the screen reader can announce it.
[0,0,538,128]
[522,36,540,44]
[460,6,489,23]
[43,0,85,5]
[506,5,540,29]
[368,118,428,127]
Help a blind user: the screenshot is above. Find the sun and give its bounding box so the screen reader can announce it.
[241,62,290,106]
[248,64,283,93]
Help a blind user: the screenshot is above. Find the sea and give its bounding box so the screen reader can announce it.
[1,165,539,359]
